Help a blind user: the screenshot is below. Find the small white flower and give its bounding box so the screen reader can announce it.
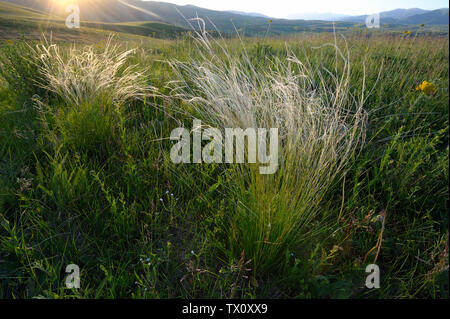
[191,250,195,255]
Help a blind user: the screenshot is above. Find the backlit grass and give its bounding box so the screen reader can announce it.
[0,32,448,298]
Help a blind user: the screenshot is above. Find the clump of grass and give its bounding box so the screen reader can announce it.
[166,30,368,273]
[31,35,153,106]
[0,39,45,104]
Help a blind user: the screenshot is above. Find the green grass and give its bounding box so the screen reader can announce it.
[0,31,448,299]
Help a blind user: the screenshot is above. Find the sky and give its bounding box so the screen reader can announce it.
[145,0,449,18]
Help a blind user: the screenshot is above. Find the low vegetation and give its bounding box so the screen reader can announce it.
[0,30,448,298]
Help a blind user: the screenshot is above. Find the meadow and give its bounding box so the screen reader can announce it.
[0,30,448,299]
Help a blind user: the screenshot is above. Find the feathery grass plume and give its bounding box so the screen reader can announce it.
[31,35,154,106]
[165,25,369,273]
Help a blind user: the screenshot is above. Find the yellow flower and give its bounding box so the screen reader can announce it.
[416,81,437,95]
[268,19,273,24]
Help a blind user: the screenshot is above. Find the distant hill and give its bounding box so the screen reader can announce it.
[121,0,326,34]
[0,0,285,25]
[1,0,448,39]
[1,0,356,35]
[227,11,271,18]
[2,0,161,22]
[0,0,56,19]
[285,12,352,21]
[402,9,449,25]
[342,7,448,25]
[380,8,429,20]
[0,1,187,41]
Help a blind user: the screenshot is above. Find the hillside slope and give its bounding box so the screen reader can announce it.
[402,9,449,25]
[2,0,447,37]
[343,7,448,25]
[2,0,355,35]
[2,0,161,22]
[0,1,187,41]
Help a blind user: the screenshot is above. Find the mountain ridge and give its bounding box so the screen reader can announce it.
[1,0,448,37]
[2,1,448,27]
[0,0,351,36]
[340,8,448,25]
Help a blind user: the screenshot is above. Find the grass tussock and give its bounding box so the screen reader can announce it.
[165,31,369,272]
[32,36,153,106]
